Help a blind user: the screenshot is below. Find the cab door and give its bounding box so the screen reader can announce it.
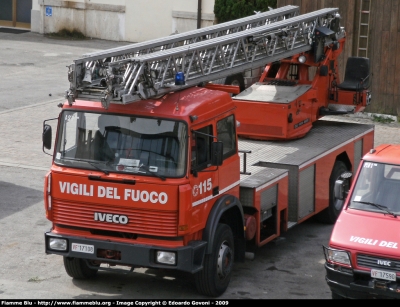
[215,113,240,199]
[190,124,219,210]
[189,114,240,222]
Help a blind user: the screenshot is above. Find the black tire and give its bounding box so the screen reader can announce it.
[316,160,348,224]
[224,74,245,92]
[331,291,345,299]
[194,224,234,297]
[63,257,99,279]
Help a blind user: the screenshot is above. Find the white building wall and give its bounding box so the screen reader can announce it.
[32,0,216,43]
[34,0,126,41]
[171,0,216,35]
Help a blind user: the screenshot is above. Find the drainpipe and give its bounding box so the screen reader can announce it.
[197,0,202,29]
[84,0,88,38]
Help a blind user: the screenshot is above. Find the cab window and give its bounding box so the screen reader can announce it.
[191,125,212,170]
[217,115,236,159]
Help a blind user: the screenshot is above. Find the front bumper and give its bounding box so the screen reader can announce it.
[325,262,400,299]
[45,231,207,274]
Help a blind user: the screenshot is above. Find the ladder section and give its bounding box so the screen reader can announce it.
[70,8,344,108]
[356,0,371,57]
[81,6,299,60]
[68,5,299,101]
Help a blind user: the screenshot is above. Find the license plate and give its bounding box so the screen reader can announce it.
[371,269,396,281]
[71,243,94,254]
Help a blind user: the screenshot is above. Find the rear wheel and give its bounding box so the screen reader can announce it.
[194,223,234,297]
[224,74,245,92]
[63,257,99,279]
[316,160,348,224]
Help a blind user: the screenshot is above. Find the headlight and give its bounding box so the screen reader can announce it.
[323,246,351,266]
[156,251,176,265]
[49,238,67,251]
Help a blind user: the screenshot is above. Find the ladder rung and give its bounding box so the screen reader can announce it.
[358,48,367,50]
[359,35,368,38]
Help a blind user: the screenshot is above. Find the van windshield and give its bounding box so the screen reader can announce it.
[349,161,400,215]
[54,111,188,178]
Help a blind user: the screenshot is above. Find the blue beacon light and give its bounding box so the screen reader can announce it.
[175,72,185,85]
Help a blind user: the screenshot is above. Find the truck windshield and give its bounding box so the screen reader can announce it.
[54,111,187,178]
[349,161,400,215]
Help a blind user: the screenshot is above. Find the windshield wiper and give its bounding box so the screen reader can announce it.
[138,164,166,181]
[87,161,109,175]
[59,157,110,175]
[353,200,398,218]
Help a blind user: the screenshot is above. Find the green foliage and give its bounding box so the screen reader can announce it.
[214,0,278,23]
[372,114,395,124]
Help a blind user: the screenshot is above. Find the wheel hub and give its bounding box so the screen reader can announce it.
[217,241,233,279]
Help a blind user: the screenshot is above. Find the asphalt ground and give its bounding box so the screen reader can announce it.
[0,30,399,300]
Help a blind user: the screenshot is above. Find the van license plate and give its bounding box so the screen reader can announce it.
[371,269,396,281]
[71,243,94,254]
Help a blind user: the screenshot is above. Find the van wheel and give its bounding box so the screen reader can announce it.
[194,224,234,297]
[63,257,99,279]
[332,291,345,299]
[316,160,348,224]
[224,74,245,92]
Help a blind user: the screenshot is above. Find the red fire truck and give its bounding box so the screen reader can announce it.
[42,6,373,297]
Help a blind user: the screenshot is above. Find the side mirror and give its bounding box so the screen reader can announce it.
[43,124,52,150]
[334,179,345,200]
[334,171,353,200]
[211,141,223,166]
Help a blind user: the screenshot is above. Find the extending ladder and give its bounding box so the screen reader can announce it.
[356,0,371,58]
[67,7,344,108]
[67,5,299,102]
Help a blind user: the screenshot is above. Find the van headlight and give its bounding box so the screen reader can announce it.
[323,246,351,266]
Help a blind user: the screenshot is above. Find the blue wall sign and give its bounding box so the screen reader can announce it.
[45,6,53,17]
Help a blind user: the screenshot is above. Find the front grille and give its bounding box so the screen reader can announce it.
[357,254,400,273]
[53,200,178,236]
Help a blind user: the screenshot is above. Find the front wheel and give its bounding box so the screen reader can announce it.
[63,257,99,279]
[194,223,234,297]
[331,291,346,299]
